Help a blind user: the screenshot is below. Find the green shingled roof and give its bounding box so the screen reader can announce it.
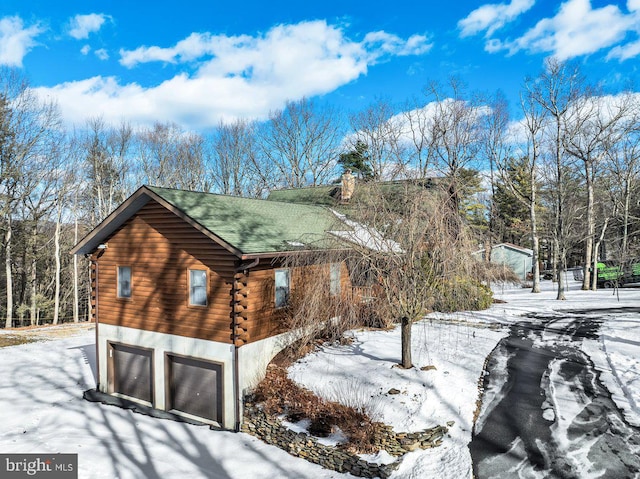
[147,186,348,255]
[267,185,341,207]
[267,179,441,210]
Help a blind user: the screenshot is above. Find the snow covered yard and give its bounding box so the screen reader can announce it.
[0,279,639,478]
[0,327,356,479]
[288,318,506,478]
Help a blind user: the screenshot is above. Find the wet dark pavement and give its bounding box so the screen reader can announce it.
[470,309,640,478]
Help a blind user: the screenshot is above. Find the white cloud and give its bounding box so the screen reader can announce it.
[80,45,90,55]
[94,48,109,60]
[606,0,640,60]
[361,31,432,58]
[119,32,219,66]
[0,16,44,67]
[119,21,431,68]
[34,21,432,130]
[607,39,640,61]
[458,0,535,37]
[68,13,109,40]
[486,0,637,60]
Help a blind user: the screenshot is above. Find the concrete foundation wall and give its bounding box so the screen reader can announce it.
[96,323,300,429]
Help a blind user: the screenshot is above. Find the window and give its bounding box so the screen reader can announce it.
[330,263,341,296]
[275,269,290,308]
[189,269,207,306]
[117,266,132,298]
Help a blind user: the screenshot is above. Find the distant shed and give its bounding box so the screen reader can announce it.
[474,243,533,281]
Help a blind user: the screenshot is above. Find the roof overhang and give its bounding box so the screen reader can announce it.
[71,186,243,257]
[239,247,352,261]
[70,187,152,256]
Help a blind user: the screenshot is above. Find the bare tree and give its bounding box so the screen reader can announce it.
[607,107,640,260]
[401,97,437,178]
[481,91,511,255]
[424,78,484,219]
[53,136,80,324]
[23,145,63,325]
[348,98,408,180]
[344,181,483,368]
[528,58,584,300]
[496,88,546,292]
[258,98,342,189]
[208,119,261,196]
[82,117,133,223]
[564,92,633,290]
[0,68,61,327]
[137,121,208,191]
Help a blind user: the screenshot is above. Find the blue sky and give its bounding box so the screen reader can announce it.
[1,0,639,131]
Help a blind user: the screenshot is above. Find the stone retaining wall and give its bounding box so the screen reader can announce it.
[242,403,448,478]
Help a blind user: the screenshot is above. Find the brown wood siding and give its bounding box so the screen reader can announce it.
[243,262,284,342]
[96,201,236,343]
[94,199,354,346]
[244,259,353,343]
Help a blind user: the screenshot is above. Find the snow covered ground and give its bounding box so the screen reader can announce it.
[0,278,638,478]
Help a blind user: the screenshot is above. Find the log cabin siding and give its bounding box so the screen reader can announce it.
[96,200,236,344]
[243,259,353,343]
[244,262,286,342]
[93,198,354,346]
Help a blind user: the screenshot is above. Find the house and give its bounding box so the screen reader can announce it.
[71,185,354,430]
[474,243,534,281]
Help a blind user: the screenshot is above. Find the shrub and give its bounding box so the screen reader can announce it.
[432,276,493,312]
[471,260,521,285]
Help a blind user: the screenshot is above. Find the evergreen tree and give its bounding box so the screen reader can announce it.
[338,141,373,180]
[457,168,487,228]
[493,158,534,245]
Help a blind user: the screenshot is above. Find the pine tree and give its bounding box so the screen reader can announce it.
[338,141,373,179]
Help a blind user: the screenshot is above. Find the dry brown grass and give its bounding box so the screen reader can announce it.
[252,364,385,453]
[472,260,522,284]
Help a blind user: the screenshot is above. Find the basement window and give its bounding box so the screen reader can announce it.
[117,266,132,299]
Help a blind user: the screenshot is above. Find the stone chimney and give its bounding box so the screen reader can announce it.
[340,169,355,202]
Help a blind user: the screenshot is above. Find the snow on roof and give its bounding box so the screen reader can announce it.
[328,210,402,253]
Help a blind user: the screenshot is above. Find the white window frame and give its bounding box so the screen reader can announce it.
[117,266,132,299]
[189,269,208,306]
[330,263,341,296]
[275,269,290,308]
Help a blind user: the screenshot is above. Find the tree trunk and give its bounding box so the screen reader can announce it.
[591,218,609,290]
[582,164,594,290]
[5,217,13,328]
[530,180,540,293]
[53,204,62,325]
[622,180,630,261]
[531,235,541,293]
[73,212,79,323]
[557,247,567,301]
[29,222,38,326]
[400,316,412,369]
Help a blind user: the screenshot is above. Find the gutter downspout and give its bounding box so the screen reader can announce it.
[233,257,260,432]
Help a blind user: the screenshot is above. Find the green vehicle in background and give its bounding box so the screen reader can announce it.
[594,259,640,288]
[596,261,624,288]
